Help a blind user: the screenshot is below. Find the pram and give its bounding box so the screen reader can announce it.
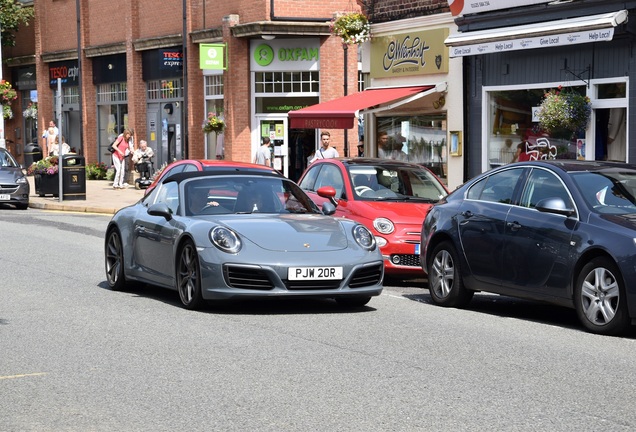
[134,155,154,189]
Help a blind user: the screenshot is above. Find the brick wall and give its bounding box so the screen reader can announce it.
[17,0,372,165]
[369,0,449,23]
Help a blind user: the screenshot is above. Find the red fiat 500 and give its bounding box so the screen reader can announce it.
[298,158,448,278]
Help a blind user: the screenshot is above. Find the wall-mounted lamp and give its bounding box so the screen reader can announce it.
[261,34,276,41]
[164,103,173,115]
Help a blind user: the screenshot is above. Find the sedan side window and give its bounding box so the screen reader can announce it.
[520,169,572,209]
[467,168,524,204]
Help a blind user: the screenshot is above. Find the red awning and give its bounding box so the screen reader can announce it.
[288,85,435,129]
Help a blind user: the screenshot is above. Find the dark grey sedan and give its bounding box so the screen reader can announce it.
[421,160,636,335]
[0,148,29,209]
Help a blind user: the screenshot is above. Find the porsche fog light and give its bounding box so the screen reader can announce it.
[373,217,394,234]
[210,226,241,253]
[353,225,376,251]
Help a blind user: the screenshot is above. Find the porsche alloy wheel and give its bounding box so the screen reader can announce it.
[427,241,473,307]
[575,257,629,335]
[105,228,126,291]
[177,240,205,310]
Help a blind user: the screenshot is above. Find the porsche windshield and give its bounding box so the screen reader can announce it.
[184,176,321,216]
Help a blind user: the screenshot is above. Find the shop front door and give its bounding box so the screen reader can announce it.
[258,117,288,177]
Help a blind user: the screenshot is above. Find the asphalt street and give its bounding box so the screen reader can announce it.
[2,209,636,431]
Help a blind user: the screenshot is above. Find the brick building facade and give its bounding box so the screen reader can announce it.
[3,0,363,180]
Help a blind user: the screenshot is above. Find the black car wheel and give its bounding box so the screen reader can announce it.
[575,257,630,335]
[177,240,205,310]
[336,296,371,307]
[427,241,474,307]
[105,228,127,291]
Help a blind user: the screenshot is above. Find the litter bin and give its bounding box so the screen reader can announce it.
[24,143,43,167]
[62,154,86,201]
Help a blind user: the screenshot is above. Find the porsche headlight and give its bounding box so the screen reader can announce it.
[16,177,27,184]
[353,224,376,251]
[373,217,394,234]
[210,226,241,253]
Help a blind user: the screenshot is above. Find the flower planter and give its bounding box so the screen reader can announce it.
[34,173,59,197]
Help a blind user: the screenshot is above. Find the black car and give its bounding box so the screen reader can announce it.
[421,160,636,335]
[0,148,29,210]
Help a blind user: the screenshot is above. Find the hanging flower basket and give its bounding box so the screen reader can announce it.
[330,12,371,45]
[3,105,14,120]
[537,86,591,135]
[0,80,18,105]
[23,102,38,120]
[202,112,224,133]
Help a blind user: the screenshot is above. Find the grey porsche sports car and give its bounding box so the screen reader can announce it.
[104,167,384,309]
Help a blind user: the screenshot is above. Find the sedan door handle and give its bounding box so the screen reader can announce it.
[507,221,522,231]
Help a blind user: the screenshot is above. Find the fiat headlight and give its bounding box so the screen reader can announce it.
[353,224,376,251]
[373,217,394,234]
[210,226,241,253]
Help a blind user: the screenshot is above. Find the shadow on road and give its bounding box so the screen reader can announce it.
[400,281,636,338]
[97,280,378,315]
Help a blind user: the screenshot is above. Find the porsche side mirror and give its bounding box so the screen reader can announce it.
[322,201,336,215]
[148,202,173,220]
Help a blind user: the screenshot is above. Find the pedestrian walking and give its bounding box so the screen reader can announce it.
[309,131,339,163]
[111,129,133,189]
[253,136,272,166]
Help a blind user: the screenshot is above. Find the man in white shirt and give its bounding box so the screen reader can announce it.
[309,131,339,163]
[254,137,272,166]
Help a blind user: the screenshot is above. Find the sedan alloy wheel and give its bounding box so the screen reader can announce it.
[427,241,474,307]
[575,257,629,335]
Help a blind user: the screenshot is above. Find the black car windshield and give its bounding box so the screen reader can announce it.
[348,164,447,201]
[571,170,636,214]
[184,176,321,216]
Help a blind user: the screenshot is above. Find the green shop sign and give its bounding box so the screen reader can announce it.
[250,38,320,72]
[200,44,226,70]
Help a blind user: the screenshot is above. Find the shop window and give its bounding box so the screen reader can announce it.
[254,71,320,94]
[486,88,579,169]
[204,75,224,160]
[376,115,447,180]
[97,83,128,163]
[147,79,183,100]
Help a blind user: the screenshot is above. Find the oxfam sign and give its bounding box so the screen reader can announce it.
[250,39,320,72]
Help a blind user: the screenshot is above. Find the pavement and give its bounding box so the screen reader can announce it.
[27,175,146,215]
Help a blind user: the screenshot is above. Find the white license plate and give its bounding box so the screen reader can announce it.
[0,194,10,201]
[414,244,420,255]
[288,266,343,281]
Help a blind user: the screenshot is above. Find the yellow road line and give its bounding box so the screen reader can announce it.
[0,372,48,380]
